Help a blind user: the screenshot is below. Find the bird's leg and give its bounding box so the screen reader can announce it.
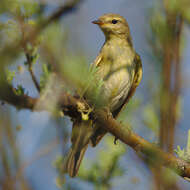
[101,106,112,120]
[101,107,120,145]
[114,121,123,145]
[114,137,118,145]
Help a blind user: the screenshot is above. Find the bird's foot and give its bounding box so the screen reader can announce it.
[114,137,118,145]
[102,106,112,120]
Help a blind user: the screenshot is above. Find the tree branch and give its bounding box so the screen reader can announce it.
[41,0,83,28]
[0,0,84,108]
[25,53,41,93]
[0,84,37,110]
[1,89,190,180]
[95,109,190,179]
[0,0,188,178]
[25,0,84,44]
[0,0,83,68]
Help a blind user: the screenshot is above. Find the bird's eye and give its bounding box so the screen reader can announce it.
[111,19,118,24]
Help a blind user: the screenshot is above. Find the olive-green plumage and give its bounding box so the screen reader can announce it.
[63,13,142,177]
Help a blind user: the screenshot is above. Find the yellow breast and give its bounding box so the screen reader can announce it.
[94,42,136,111]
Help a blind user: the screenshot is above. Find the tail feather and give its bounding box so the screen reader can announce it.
[63,120,93,177]
[63,145,88,177]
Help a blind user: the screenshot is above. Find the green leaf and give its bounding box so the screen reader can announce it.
[5,69,16,83]
[14,85,25,96]
[40,63,52,90]
[0,0,39,17]
[175,130,190,162]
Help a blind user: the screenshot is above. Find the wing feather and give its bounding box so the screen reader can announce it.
[112,53,142,117]
[90,53,142,146]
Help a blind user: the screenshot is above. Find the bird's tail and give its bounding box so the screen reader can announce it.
[63,144,88,177]
[63,120,93,177]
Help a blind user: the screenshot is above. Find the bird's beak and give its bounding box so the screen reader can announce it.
[92,19,104,26]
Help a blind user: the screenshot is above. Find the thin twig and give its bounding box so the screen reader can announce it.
[0,0,83,70]
[25,0,84,44]
[169,16,183,151]
[25,53,41,93]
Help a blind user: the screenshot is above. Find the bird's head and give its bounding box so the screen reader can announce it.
[92,13,131,40]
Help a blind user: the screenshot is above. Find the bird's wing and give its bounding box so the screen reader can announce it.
[93,52,103,67]
[112,53,142,118]
[90,53,142,147]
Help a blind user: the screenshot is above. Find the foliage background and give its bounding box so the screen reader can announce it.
[1,0,190,189]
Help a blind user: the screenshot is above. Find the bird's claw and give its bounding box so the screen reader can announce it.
[114,137,118,145]
[102,107,112,120]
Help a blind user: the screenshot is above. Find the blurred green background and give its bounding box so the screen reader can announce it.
[0,0,190,189]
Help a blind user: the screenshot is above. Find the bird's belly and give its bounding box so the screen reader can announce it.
[102,68,133,112]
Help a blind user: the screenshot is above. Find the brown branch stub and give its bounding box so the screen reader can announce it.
[0,84,37,110]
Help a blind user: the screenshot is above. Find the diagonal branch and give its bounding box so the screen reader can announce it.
[41,0,83,28]
[95,109,190,179]
[0,0,189,181]
[0,0,83,69]
[1,89,190,180]
[0,0,84,106]
[25,0,84,44]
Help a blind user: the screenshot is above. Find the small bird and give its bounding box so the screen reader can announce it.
[63,13,142,177]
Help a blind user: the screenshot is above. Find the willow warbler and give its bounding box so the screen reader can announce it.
[63,13,142,177]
